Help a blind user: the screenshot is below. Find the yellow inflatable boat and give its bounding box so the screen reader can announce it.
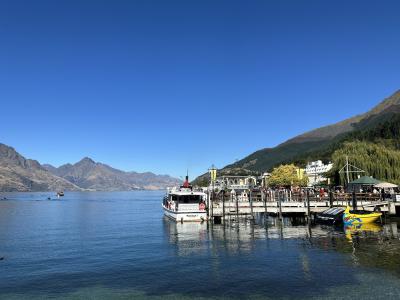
[342,206,382,225]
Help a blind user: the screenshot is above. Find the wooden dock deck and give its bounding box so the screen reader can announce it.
[211,200,392,216]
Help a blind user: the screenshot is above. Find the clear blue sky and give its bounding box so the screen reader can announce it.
[1,0,400,178]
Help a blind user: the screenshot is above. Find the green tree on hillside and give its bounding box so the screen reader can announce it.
[330,141,400,185]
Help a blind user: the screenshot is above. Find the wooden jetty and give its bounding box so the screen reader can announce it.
[206,190,399,222]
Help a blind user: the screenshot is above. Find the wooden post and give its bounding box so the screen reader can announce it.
[329,190,333,208]
[263,189,268,221]
[249,189,254,220]
[278,191,283,220]
[352,187,357,210]
[222,190,225,223]
[306,189,311,218]
[236,191,239,221]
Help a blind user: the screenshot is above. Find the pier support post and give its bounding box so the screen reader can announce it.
[352,187,357,210]
[222,190,225,223]
[278,191,283,221]
[329,190,333,208]
[249,189,254,221]
[306,189,311,219]
[262,189,268,222]
[236,192,239,221]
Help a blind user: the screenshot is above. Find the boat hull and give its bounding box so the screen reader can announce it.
[343,213,381,224]
[315,207,345,225]
[342,207,382,224]
[163,206,207,222]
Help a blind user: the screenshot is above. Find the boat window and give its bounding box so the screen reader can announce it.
[171,195,178,201]
[178,195,201,203]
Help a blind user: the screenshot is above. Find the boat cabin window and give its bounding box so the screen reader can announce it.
[171,195,178,201]
[178,195,201,203]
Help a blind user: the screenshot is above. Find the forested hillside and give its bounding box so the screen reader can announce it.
[193,90,400,186]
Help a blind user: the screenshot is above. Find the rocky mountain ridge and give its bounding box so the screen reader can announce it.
[0,143,180,192]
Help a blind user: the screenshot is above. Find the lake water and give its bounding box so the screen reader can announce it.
[1,191,400,299]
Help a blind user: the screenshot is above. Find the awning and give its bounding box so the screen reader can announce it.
[349,176,381,185]
[374,182,398,188]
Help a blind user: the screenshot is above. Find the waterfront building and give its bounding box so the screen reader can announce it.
[305,160,333,186]
[209,175,259,202]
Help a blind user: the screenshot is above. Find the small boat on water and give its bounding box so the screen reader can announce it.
[315,207,345,225]
[57,191,64,197]
[162,175,207,222]
[342,206,382,225]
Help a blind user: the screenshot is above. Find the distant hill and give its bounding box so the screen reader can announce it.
[0,144,82,192]
[44,158,180,191]
[0,143,180,192]
[194,89,400,184]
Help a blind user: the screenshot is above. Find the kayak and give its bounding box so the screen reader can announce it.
[342,206,382,225]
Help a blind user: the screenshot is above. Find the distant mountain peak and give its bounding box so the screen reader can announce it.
[77,157,96,165]
[43,156,180,191]
[0,143,18,159]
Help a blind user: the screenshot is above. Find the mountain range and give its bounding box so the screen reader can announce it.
[0,144,180,192]
[194,89,400,184]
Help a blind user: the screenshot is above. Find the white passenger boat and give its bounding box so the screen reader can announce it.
[162,176,207,222]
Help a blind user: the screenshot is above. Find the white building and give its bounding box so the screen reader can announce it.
[305,160,333,186]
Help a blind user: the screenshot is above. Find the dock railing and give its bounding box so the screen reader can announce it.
[213,190,382,204]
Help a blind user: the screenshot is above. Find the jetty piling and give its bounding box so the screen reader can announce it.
[262,189,268,221]
[235,192,239,221]
[352,188,357,210]
[278,191,283,220]
[250,189,254,221]
[222,190,225,223]
[329,190,333,208]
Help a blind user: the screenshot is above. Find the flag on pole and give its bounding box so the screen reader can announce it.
[209,168,217,181]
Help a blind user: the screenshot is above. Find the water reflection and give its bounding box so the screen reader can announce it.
[344,223,383,240]
[164,214,400,276]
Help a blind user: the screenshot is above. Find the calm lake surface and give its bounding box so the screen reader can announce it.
[1,191,400,299]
